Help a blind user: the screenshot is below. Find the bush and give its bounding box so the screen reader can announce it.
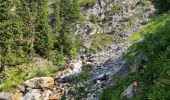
[89,14,97,23]
[79,0,97,7]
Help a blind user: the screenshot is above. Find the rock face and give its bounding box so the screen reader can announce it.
[75,0,154,38]
[65,0,154,99]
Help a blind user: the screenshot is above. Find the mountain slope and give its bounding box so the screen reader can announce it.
[100,12,170,100]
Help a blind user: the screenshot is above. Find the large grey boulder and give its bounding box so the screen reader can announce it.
[0,92,12,100]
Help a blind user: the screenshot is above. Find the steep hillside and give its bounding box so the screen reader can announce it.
[2,0,168,100]
[100,11,170,100]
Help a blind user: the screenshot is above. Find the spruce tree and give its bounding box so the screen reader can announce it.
[59,0,72,25]
[71,0,80,22]
[53,0,61,34]
[34,0,54,59]
[55,0,81,59]
[17,0,38,56]
[0,0,26,66]
[0,0,11,67]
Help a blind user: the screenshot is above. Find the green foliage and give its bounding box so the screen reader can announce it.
[0,0,82,92]
[151,0,170,13]
[35,65,57,77]
[0,61,58,92]
[85,34,119,53]
[71,0,81,22]
[89,14,97,23]
[111,5,121,14]
[0,0,27,67]
[100,12,170,100]
[54,0,81,60]
[126,13,170,60]
[0,0,81,66]
[79,0,97,7]
[99,74,139,100]
[136,0,150,6]
[34,0,54,59]
[53,0,61,34]
[72,64,92,83]
[67,65,92,99]
[125,13,170,99]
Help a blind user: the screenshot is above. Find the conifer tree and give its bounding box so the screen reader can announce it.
[17,0,38,56]
[71,0,80,22]
[0,0,12,67]
[53,0,61,34]
[34,0,54,58]
[54,0,80,59]
[59,0,72,25]
[0,0,26,66]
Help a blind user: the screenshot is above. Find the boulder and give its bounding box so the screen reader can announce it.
[70,60,83,73]
[12,91,23,100]
[0,92,12,100]
[24,77,54,89]
[49,94,60,100]
[42,90,52,100]
[88,25,97,36]
[121,81,139,99]
[63,75,76,82]
[22,89,41,100]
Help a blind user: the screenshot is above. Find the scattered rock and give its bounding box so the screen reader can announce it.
[63,75,76,82]
[24,77,54,89]
[18,85,28,94]
[121,81,139,99]
[49,94,60,100]
[22,89,41,100]
[0,92,12,100]
[12,91,23,100]
[42,90,52,100]
[70,60,83,73]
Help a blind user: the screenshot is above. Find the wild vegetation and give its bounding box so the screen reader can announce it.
[0,0,81,92]
[0,0,170,99]
[100,1,170,99]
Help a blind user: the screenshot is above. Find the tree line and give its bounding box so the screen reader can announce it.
[0,0,80,69]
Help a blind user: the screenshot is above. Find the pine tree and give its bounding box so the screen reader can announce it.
[71,0,80,22]
[0,0,26,66]
[53,0,61,34]
[59,0,72,25]
[34,0,54,59]
[17,0,38,56]
[0,0,11,67]
[54,0,81,59]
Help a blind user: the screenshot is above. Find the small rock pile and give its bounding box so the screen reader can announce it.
[0,77,60,100]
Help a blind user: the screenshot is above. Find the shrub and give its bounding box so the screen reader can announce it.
[89,14,97,23]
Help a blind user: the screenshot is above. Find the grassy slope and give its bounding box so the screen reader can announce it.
[0,60,58,92]
[100,13,170,100]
